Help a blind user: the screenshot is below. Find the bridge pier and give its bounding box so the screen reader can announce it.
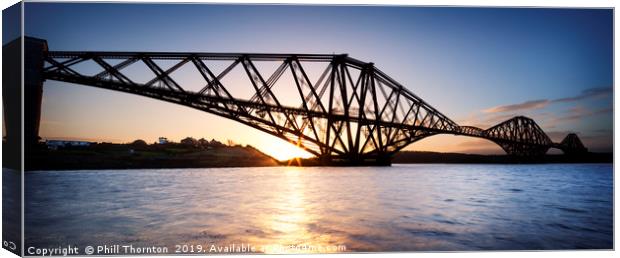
[24,37,48,147]
[3,38,22,169]
[3,38,46,169]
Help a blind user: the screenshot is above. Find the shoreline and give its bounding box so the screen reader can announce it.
[21,162,614,172]
[23,147,612,171]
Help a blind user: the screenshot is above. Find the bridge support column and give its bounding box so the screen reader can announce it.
[24,37,48,147]
[374,154,392,166]
[3,37,47,169]
[3,38,22,169]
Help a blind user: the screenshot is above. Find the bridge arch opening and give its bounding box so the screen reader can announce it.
[402,134,505,155]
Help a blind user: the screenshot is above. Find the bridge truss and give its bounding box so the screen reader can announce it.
[41,48,586,164]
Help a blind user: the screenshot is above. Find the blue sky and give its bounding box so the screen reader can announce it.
[23,3,613,157]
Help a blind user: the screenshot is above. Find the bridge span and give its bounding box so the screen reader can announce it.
[18,37,587,165]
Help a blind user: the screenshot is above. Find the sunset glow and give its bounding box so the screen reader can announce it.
[258,138,314,161]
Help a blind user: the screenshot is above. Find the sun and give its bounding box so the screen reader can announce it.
[258,138,315,161]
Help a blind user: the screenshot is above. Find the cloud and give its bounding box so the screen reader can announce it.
[482,86,612,114]
[553,87,612,103]
[553,107,613,122]
[483,99,550,113]
[592,107,614,115]
[458,112,538,129]
[455,112,515,129]
[483,113,520,125]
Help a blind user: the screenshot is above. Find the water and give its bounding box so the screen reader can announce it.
[24,164,612,253]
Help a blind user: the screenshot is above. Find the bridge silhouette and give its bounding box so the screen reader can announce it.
[20,37,587,165]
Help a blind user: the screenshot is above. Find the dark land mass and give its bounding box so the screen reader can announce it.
[26,138,612,170]
[393,151,613,164]
[26,140,279,171]
[283,151,613,166]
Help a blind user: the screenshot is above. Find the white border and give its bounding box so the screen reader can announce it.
[0,1,616,258]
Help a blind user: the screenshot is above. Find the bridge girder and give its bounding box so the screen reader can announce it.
[483,116,553,157]
[38,43,585,164]
[43,50,459,164]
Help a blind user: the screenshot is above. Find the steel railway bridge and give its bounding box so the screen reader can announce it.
[16,37,587,165]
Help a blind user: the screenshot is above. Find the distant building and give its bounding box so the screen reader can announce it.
[158,137,169,144]
[46,140,92,150]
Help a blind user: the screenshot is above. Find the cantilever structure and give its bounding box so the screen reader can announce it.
[21,37,587,165]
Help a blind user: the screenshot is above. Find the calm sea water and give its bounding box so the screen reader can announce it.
[24,164,612,253]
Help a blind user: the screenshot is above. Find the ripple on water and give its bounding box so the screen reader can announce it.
[546,222,574,230]
[467,198,487,204]
[584,198,609,204]
[555,206,588,214]
[405,228,456,238]
[22,164,613,251]
[433,219,460,225]
[244,228,267,237]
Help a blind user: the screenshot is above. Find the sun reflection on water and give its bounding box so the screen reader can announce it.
[262,167,309,253]
[240,167,339,254]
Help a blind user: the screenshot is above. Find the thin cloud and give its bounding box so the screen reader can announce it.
[482,86,612,114]
[553,87,612,103]
[592,107,614,115]
[483,113,520,126]
[552,107,613,122]
[483,100,550,113]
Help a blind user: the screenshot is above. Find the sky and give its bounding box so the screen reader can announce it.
[22,3,613,160]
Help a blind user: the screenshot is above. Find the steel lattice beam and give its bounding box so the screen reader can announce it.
[41,49,585,163]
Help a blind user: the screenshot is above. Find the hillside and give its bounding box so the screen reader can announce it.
[26,142,279,171]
